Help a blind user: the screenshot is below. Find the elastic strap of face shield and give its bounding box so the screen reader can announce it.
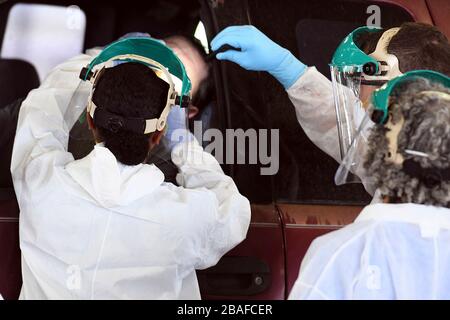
[419,91,450,101]
[85,56,181,134]
[87,94,176,135]
[92,105,146,134]
[362,28,403,84]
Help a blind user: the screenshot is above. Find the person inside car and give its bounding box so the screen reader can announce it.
[144,34,215,184]
[164,35,213,121]
[11,38,250,299]
[290,71,450,300]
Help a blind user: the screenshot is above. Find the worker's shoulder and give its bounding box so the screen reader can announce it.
[160,180,217,196]
[157,181,219,213]
[307,219,376,256]
[39,53,93,89]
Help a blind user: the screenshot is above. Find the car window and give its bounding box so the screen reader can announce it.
[0,3,86,80]
[203,0,415,205]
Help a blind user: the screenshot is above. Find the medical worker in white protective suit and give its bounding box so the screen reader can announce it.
[289,70,450,299]
[11,37,251,299]
[211,23,450,198]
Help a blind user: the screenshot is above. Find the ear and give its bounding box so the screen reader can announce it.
[87,112,95,130]
[188,105,199,119]
[87,112,103,143]
[149,130,164,149]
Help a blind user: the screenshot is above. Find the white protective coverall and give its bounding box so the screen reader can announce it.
[289,203,450,299]
[287,67,343,163]
[10,54,251,300]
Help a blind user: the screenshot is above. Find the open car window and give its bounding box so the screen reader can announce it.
[202,0,415,205]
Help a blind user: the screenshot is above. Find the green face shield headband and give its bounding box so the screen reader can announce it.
[81,37,192,134]
[370,70,450,124]
[330,26,402,168]
[331,26,403,85]
[332,26,381,74]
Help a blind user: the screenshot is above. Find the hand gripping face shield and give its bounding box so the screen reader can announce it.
[335,70,450,195]
[65,37,192,150]
[330,26,403,182]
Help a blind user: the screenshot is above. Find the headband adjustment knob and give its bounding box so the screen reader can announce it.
[79,67,94,81]
[107,116,124,133]
[363,62,377,76]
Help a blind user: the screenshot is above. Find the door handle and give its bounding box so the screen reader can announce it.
[197,256,271,296]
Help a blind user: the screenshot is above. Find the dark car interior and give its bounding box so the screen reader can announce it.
[0,59,40,301]
[0,0,447,299]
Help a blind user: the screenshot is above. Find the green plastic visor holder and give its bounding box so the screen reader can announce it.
[331,26,382,74]
[80,37,192,103]
[371,70,450,124]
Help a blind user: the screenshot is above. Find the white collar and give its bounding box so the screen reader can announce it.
[66,144,164,208]
[356,203,450,237]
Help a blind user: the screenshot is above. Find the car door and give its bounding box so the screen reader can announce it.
[0,192,21,300]
[198,0,445,299]
[196,0,287,300]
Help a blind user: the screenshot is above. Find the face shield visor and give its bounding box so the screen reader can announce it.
[330,26,403,183]
[335,70,450,195]
[65,37,192,162]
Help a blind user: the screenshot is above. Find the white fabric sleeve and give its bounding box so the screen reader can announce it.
[10,54,92,197]
[286,67,342,163]
[286,67,379,196]
[171,139,251,270]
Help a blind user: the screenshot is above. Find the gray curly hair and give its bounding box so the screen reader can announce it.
[364,78,450,207]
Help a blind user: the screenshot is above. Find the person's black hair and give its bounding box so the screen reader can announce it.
[92,62,169,165]
[355,22,450,76]
[388,23,450,76]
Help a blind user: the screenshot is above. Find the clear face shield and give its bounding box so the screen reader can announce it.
[334,70,450,196]
[330,64,366,184]
[330,26,403,185]
[64,37,192,166]
[334,107,377,194]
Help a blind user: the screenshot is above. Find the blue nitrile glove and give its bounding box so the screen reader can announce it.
[211,25,307,89]
[165,105,195,151]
